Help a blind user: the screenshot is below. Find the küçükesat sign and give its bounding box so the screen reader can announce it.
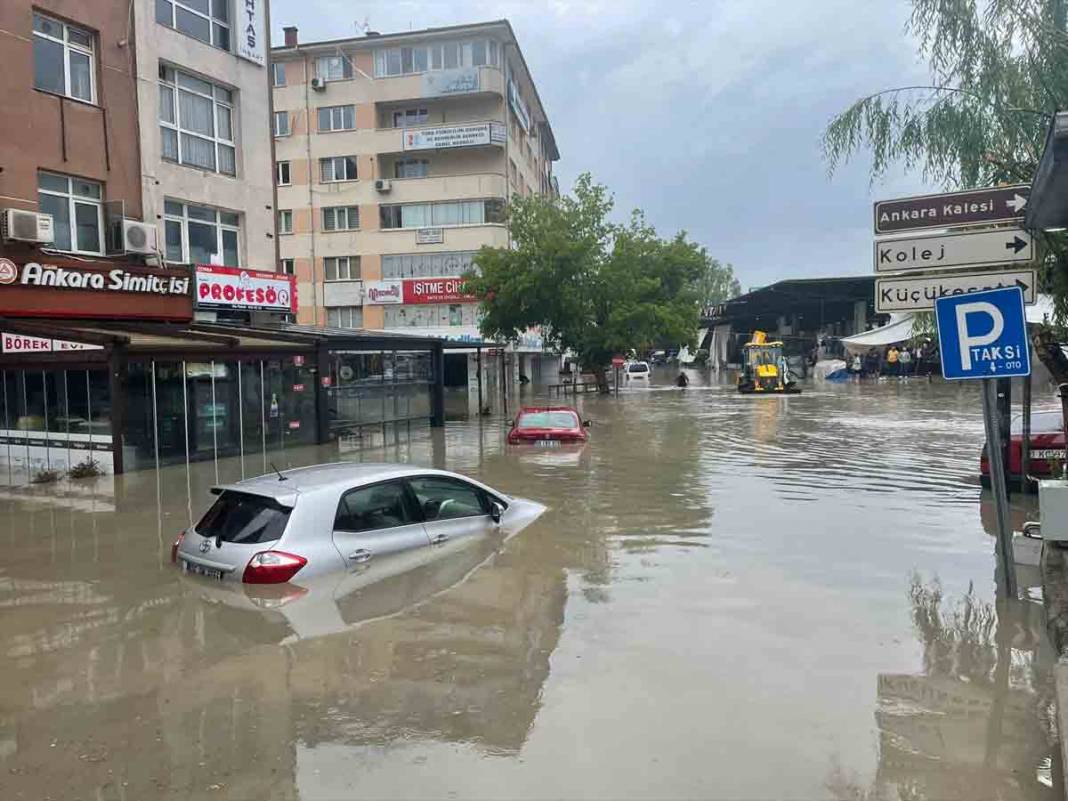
[0,257,193,321]
[236,0,265,65]
[195,265,296,312]
[363,278,477,305]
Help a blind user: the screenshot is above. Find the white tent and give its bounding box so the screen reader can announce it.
[840,294,1056,355]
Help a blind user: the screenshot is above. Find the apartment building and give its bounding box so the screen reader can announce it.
[271,20,560,394]
[133,0,276,283]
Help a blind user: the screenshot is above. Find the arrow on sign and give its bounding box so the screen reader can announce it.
[1006,236,1029,254]
[1006,193,1028,214]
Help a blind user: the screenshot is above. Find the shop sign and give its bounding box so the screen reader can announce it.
[404,123,500,152]
[421,67,479,97]
[1,332,103,354]
[0,257,192,321]
[236,0,265,65]
[195,265,296,312]
[415,228,444,244]
[508,79,531,132]
[364,278,476,305]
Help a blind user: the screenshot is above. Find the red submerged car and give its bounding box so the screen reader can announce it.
[507,406,590,446]
[981,410,1065,488]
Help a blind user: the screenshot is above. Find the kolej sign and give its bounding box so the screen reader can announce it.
[364,278,477,305]
[236,0,265,65]
[195,265,296,312]
[403,122,507,152]
[0,257,193,320]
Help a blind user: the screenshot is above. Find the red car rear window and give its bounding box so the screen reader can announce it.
[517,411,579,429]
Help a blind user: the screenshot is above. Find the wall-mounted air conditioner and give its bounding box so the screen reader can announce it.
[121,220,158,254]
[1,209,54,244]
[374,179,392,192]
[311,77,326,92]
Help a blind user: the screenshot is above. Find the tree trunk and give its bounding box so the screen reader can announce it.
[595,367,610,394]
[1032,328,1068,384]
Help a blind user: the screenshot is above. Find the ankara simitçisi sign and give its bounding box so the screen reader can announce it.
[934,286,1031,380]
[194,265,296,312]
[874,185,1029,234]
[874,228,1034,273]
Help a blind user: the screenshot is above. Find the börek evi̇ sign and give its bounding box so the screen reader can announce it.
[363,278,476,305]
[0,257,193,320]
[195,265,296,312]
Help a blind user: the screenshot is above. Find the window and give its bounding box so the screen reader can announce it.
[280,258,295,275]
[163,199,239,265]
[394,159,429,179]
[407,476,488,521]
[159,66,235,175]
[385,304,478,328]
[156,0,230,50]
[382,251,476,278]
[373,39,500,77]
[272,62,286,87]
[197,491,291,544]
[322,206,359,231]
[38,172,103,254]
[324,256,359,281]
[273,110,290,137]
[334,481,414,532]
[380,200,502,229]
[320,156,358,182]
[276,161,291,186]
[327,306,363,328]
[278,210,292,234]
[33,14,95,103]
[392,108,428,128]
[315,55,353,81]
[318,105,355,132]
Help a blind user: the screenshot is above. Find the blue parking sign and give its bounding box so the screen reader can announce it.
[934,286,1030,380]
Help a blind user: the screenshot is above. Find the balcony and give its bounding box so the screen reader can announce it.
[358,224,509,255]
[372,120,506,157]
[376,173,506,204]
[366,66,505,105]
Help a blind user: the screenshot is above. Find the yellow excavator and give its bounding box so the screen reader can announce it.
[737,331,801,394]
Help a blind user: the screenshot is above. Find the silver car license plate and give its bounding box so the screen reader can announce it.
[183,559,224,580]
[536,439,561,448]
[1033,449,1065,460]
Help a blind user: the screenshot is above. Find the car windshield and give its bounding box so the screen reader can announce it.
[196,490,292,544]
[517,411,579,429]
[628,363,649,373]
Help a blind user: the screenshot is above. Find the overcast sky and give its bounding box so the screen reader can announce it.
[270,0,937,290]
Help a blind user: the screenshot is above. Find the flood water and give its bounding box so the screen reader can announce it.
[0,372,1061,800]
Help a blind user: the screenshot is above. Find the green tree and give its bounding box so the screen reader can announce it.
[695,259,742,311]
[821,0,1068,377]
[465,174,712,380]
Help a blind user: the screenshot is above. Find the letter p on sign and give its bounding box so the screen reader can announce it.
[934,286,1030,381]
[954,301,1003,371]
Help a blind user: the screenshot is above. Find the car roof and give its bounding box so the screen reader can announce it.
[517,406,579,414]
[213,463,461,501]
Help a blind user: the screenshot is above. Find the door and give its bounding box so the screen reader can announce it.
[331,479,432,568]
[406,475,496,547]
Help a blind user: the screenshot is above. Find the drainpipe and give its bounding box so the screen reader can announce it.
[303,51,319,325]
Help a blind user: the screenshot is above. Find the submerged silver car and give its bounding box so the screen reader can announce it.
[172,463,544,585]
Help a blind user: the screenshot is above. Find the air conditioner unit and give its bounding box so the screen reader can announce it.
[374,179,392,192]
[121,220,158,254]
[310,77,326,92]
[2,208,54,244]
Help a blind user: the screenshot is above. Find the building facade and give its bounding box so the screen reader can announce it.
[271,21,561,395]
[132,0,276,281]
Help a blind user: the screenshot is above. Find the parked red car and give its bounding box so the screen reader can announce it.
[980,410,1065,488]
[507,406,589,446]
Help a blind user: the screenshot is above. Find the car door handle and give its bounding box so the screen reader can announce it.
[430,533,448,545]
[348,548,372,563]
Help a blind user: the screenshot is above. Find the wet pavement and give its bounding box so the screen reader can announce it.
[0,371,1062,800]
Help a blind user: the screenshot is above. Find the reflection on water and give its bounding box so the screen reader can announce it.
[0,373,1062,799]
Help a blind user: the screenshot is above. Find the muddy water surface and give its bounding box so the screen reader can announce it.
[0,374,1060,800]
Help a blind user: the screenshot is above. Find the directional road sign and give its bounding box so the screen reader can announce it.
[875,268,1037,313]
[874,227,1033,273]
[874,184,1030,234]
[935,286,1031,380]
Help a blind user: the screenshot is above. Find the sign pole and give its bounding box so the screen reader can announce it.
[981,378,1018,598]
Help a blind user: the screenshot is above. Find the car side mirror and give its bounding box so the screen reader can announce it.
[489,501,504,524]
[583,420,592,428]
